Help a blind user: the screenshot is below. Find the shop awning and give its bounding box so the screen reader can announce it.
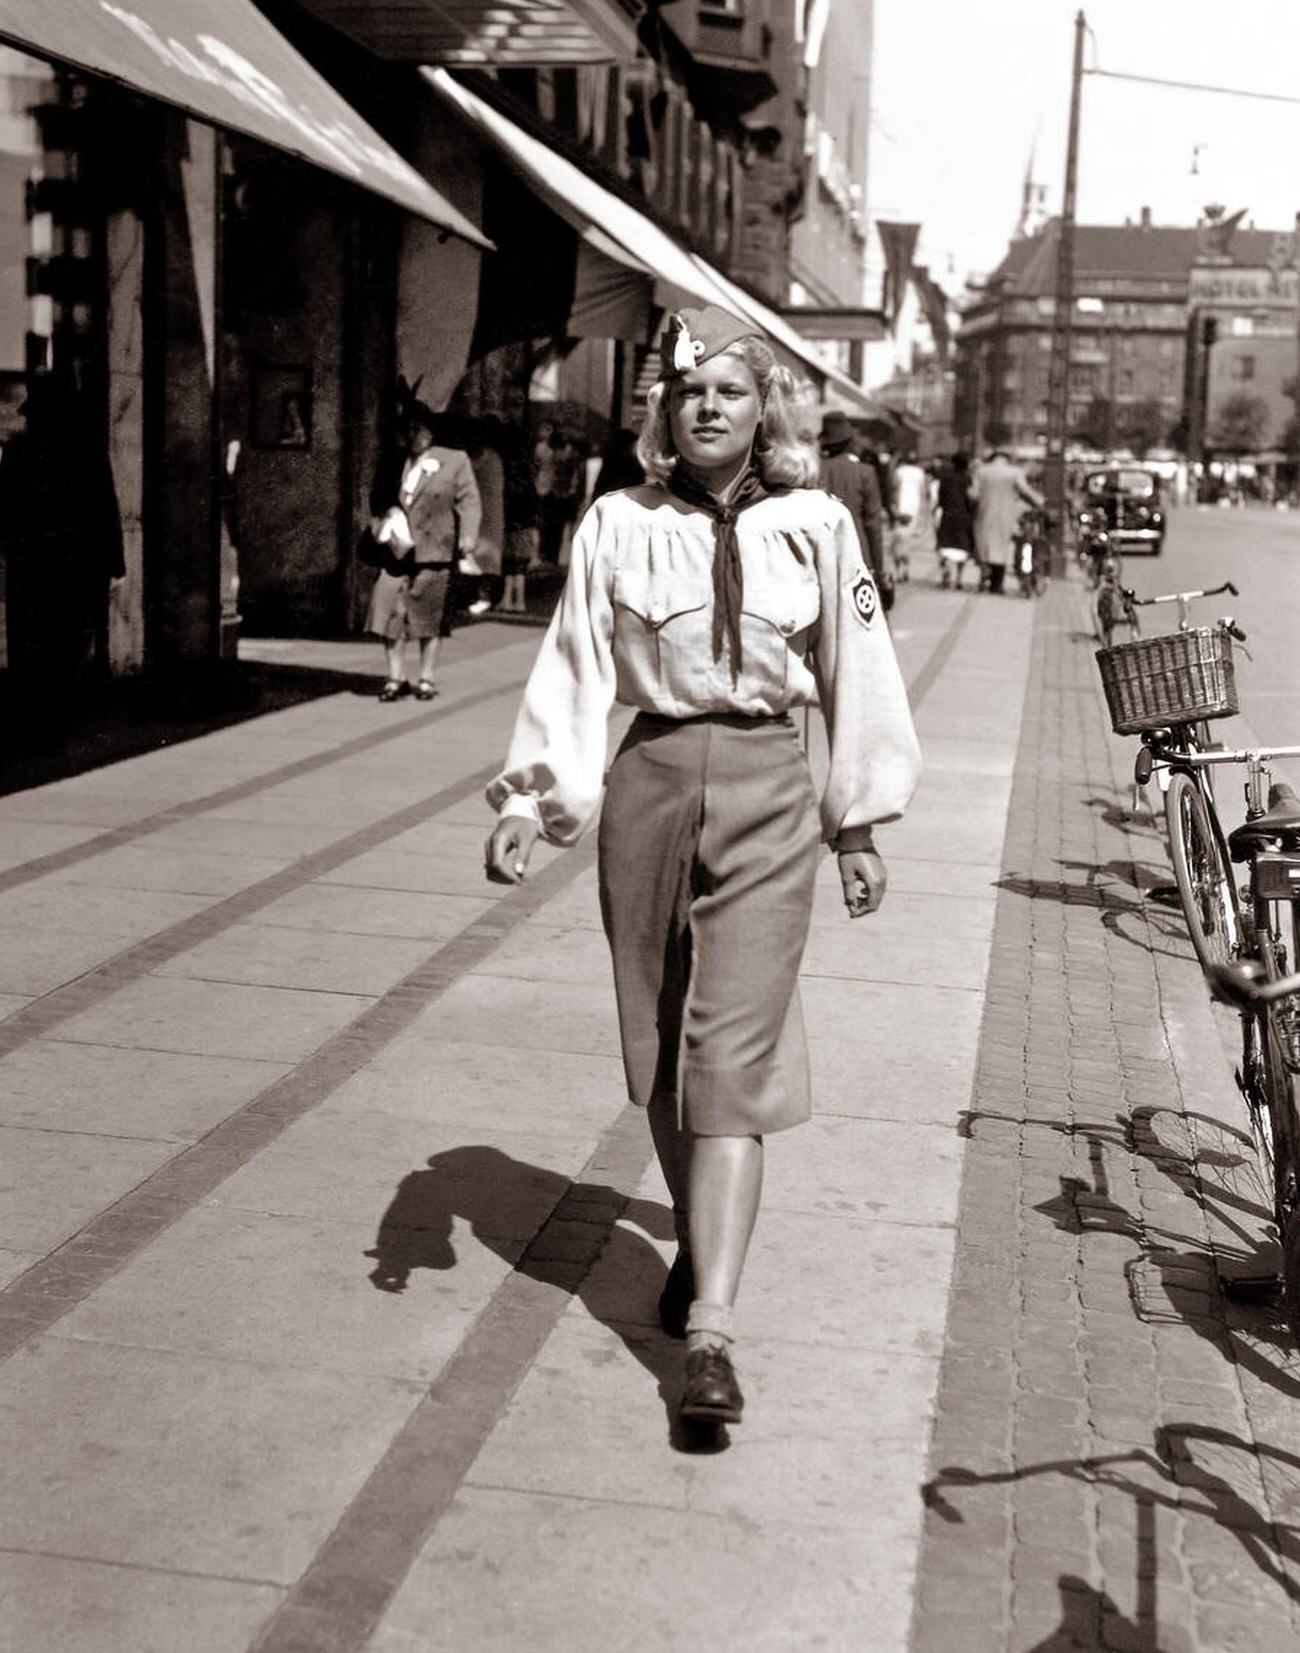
[291,0,640,68]
[0,0,490,247]
[423,68,881,410]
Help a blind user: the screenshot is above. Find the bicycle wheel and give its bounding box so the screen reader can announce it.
[1165,769,1240,971]
[1264,1007,1300,1338]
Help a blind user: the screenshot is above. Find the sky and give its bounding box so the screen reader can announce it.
[867,0,1300,297]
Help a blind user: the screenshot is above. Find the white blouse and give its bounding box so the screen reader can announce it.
[488,484,922,846]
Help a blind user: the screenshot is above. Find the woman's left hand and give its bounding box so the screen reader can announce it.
[838,850,887,919]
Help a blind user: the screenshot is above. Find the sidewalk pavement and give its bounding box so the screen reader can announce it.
[0,569,1293,1652]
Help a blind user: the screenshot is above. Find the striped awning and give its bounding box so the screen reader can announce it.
[0,0,489,244]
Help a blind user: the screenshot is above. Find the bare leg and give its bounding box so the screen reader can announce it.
[416,635,440,683]
[688,1133,763,1309]
[384,640,405,682]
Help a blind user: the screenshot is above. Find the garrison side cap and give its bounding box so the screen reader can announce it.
[658,305,760,378]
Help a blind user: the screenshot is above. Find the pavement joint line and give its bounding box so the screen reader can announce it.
[0,831,601,1356]
[0,760,508,1063]
[0,1541,287,1591]
[0,676,529,896]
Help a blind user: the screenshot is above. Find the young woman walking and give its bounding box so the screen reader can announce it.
[484,306,921,1427]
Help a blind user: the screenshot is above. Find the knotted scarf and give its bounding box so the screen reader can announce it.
[668,465,769,677]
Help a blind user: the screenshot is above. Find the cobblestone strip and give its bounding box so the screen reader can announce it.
[910,584,1300,1653]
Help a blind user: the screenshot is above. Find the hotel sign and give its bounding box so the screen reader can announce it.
[1188,265,1299,308]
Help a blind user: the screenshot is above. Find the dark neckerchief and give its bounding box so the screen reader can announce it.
[668,464,769,677]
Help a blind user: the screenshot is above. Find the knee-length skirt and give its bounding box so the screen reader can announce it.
[597,712,822,1137]
[366,564,451,641]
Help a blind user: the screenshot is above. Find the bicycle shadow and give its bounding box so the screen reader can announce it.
[961,1101,1300,1399]
[924,1422,1300,1621]
[362,1143,727,1454]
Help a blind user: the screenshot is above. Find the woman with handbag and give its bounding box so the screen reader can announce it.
[365,399,481,701]
[483,306,921,1428]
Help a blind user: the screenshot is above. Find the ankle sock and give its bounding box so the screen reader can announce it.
[685,1301,733,1352]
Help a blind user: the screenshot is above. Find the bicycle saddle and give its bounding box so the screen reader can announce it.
[1228,783,1300,861]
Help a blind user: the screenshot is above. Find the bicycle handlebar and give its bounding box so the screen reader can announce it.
[1131,580,1239,606]
[1173,744,1300,767]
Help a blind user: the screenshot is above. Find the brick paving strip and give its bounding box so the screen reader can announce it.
[909,584,1300,1653]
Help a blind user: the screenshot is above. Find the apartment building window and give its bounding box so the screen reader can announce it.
[1230,355,1256,381]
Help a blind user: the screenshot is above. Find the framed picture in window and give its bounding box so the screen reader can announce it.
[251,363,312,450]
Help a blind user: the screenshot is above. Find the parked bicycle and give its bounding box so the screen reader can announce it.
[1203,783,1300,1335]
[1094,583,1246,972]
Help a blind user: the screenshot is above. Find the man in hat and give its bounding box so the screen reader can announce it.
[818,411,887,587]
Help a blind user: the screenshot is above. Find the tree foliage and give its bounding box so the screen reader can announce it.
[1209,393,1270,454]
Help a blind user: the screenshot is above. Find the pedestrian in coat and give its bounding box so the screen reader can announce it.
[818,410,887,587]
[484,305,921,1430]
[365,398,481,700]
[891,454,930,583]
[973,451,1044,594]
[934,452,976,589]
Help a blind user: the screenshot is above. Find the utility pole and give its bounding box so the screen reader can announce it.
[1045,9,1086,575]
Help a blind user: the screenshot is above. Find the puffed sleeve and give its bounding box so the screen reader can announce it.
[485,500,617,846]
[810,502,922,842]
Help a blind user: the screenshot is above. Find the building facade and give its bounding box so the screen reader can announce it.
[953,210,1295,459]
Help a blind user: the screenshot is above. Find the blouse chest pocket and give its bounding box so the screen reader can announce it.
[739,578,821,692]
[612,569,711,701]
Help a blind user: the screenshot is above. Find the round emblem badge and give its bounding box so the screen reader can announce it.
[850,570,878,625]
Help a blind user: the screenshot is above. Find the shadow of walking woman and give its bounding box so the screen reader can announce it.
[364,1143,727,1452]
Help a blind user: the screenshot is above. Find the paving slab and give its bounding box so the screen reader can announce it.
[154,922,439,997]
[53,975,375,1062]
[758,1113,964,1225]
[245,883,497,940]
[0,1124,178,1252]
[324,1039,627,1137]
[208,1109,599,1239]
[45,844,292,896]
[367,1487,897,1653]
[400,973,625,1059]
[51,1203,521,1385]
[0,1246,38,1289]
[0,1553,282,1653]
[0,819,106,873]
[0,1041,286,1140]
[0,1336,422,1582]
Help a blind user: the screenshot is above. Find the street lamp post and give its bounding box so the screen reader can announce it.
[1045,9,1086,577]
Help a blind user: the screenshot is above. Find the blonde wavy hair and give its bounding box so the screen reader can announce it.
[636,335,819,490]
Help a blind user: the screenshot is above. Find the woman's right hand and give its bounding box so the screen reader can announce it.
[485,816,540,885]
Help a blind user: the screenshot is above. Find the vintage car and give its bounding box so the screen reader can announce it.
[1076,466,1166,555]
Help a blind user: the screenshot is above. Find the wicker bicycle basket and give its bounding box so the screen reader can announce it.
[1095,626,1238,736]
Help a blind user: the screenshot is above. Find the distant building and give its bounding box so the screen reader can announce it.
[954,207,1297,458]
